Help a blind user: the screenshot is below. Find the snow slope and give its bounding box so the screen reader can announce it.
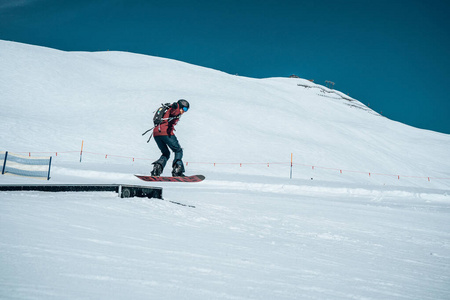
[1,40,449,186]
[1,40,450,299]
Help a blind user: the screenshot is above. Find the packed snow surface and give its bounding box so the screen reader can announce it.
[1,41,450,299]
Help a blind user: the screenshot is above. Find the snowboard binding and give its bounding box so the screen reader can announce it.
[151,163,163,176]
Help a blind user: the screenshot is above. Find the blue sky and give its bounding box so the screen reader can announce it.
[1,0,449,134]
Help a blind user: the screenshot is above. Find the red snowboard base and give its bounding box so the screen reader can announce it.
[135,174,205,183]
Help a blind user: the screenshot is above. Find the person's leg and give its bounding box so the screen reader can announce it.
[152,136,171,175]
[165,135,185,174]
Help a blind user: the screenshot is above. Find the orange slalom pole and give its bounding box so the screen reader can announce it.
[80,140,84,162]
[290,153,293,179]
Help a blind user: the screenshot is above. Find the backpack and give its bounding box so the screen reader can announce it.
[153,103,172,126]
[142,102,177,143]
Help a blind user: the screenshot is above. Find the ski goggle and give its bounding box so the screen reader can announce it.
[182,106,189,112]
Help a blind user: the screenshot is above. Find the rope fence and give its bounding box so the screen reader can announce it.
[10,148,450,182]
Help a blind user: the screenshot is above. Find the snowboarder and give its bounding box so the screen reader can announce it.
[151,99,190,177]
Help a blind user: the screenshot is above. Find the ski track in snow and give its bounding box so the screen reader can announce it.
[1,170,450,299]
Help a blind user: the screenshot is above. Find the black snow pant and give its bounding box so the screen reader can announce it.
[153,135,185,172]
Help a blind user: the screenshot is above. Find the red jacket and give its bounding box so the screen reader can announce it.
[153,107,181,137]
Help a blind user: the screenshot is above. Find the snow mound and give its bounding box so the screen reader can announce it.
[1,40,449,188]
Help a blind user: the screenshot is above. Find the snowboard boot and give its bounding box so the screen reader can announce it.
[172,164,185,177]
[151,163,163,176]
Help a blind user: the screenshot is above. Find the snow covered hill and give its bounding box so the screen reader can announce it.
[1,40,449,187]
[1,40,450,299]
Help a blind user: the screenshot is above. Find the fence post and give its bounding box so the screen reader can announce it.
[47,156,52,180]
[80,140,84,162]
[2,151,8,175]
[290,153,293,179]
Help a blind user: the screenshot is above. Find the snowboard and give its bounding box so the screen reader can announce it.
[135,174,205,182]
